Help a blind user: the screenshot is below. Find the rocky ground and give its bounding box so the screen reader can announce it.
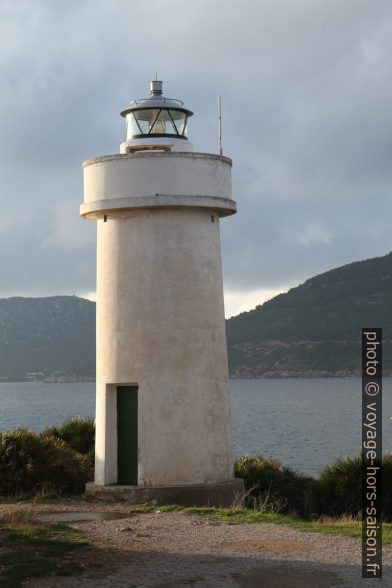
[2,501,391,587]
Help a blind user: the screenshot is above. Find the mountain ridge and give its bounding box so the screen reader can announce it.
[0,252,391,380]
[0,295,95,380]
[226,252,392,377]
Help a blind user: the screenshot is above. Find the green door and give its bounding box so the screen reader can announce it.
[117,386,138,485]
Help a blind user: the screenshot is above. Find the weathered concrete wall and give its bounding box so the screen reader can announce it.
[83,152,236,487]
[83,152,232,201]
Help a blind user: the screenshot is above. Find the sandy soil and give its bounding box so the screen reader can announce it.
[2,501,390,587]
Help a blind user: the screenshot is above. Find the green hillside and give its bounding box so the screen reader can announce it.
[0,253,390,380]
[226,252,392,377]
[0,296,95,381]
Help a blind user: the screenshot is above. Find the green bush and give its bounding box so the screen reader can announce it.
[235,454,314,516]
[315,453,392,520]
[0,428,93,496]
[314,455,362,517]
[235,453,392,519]
[42,417,95,458]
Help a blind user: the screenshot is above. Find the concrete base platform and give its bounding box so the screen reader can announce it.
[85,478,245,507]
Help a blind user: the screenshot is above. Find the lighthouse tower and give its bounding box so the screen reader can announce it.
[81,80,243,504]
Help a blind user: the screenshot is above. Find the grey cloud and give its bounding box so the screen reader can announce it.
[1,0,392,301]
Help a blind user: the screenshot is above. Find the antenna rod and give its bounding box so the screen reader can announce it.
[218,95,223,155]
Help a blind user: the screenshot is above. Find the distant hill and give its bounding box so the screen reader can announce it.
[0,253,390,380]
[0,296,95,381]
[227,252,392,377]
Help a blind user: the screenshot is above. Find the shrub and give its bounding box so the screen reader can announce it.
[315,453,392,520]
[235,453,392,520]
[0,428,93,496]
[235,454,314,517]
[42,417,95,458]
[315,455,362,517]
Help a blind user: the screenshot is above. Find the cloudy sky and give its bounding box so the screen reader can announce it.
[1,0,392,317]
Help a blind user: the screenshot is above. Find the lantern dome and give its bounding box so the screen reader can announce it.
[120,80,194,153]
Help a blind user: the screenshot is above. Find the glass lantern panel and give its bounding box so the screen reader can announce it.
[169,110,187,136]
[126,112,143,138]
[133,109,156,134]
[127,109,159,137]
[126,108,188,138]
[150,110,177,135]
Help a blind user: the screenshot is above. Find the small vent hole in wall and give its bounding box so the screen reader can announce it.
[211,215,215,223]
[104,214,107,222]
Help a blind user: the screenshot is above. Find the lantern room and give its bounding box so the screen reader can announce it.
[120,80,194,153]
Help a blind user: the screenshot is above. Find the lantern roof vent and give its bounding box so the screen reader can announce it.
[120,80,193,118]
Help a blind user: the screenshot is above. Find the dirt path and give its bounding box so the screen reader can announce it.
[3,502,391,587]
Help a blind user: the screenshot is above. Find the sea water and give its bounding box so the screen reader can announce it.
[1,377,390,476]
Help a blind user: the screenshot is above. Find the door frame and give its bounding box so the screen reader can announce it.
[116,384,139,485]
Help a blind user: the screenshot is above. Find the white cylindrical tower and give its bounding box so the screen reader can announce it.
[82,80,243,504]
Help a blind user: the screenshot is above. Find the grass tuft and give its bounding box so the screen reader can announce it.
[234,454,314,517]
